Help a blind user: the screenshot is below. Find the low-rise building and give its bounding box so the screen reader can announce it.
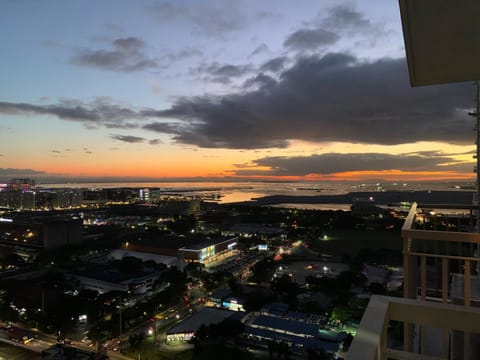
[243,311,346,356]
[70,268,160,295]
[166,307,238,342]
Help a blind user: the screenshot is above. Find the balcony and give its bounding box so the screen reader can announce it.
[347,295,480,360]
[347,203,480,359]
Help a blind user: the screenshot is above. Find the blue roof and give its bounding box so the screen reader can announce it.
[244,326,340,353]
[261,302,289,315]
[228,311,247,322]
[166,308,234,335]
[286,311,307,321]
[253,315,320,337]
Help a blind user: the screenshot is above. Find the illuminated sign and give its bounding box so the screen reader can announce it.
[200,245,215,260]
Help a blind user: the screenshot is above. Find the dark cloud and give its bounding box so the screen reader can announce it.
[147,53,473,148]
[0,168,46,176]
[51,150,61,154]
[233,152,472,176]
[0,98,141,125]
[243,73,277,90]
[260,57,288,73]
[149,139,161,145]
[284,28,339,51]
[249,43,269,58]
[110,134,145,143]
[71,37,157,72]
[142,122,182,133]
[321,5,374,33]
[191,62,252,84]
[1,53,473,150]
[104,122,139,129]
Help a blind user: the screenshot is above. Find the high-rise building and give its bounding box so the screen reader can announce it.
[7,178,35,191]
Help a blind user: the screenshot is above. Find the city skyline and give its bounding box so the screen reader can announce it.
[0,0,476,182]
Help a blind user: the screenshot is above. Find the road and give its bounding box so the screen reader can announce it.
[0,287,206,360]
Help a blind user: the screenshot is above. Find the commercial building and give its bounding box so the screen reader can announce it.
[222,297,246,312]
[177,237,238,265]
[209,288,232,307]
[108,248,179,268]
[242,309,345,356]
[123,236,238,270]
[71,267,160,295]
[166,307,237,342]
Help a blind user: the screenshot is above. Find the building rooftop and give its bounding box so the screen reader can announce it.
[261,302,289,316]
[244,326,341,353]
[166,307,235,335]
[252,314,322,338]
[210,288,232,301]
[179,236,236,251]
[108,249,177,266]
[41,344,105,360]
[77,265,157,284]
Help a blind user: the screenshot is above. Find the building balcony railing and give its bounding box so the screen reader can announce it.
[347,203,480,359]
[402,203,480,306]
[346,295,480,360]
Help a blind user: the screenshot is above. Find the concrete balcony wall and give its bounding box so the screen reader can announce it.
[346,295,480,360]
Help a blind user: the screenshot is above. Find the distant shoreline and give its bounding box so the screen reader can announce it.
[235,190,476,207]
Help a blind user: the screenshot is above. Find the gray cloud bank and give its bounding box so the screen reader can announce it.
[0,53,474,149]
[146,53,472,148]
[71,37,158,72]
[0,168,46,177]
[233,152,473,176]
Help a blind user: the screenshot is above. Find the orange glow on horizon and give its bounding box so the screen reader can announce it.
[35,169,475,182]
[325,170,475,181]
[14,156,476,182]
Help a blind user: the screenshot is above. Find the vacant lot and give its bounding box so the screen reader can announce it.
[309,229,402,257]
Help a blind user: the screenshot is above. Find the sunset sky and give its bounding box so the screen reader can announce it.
[0,0,476,182]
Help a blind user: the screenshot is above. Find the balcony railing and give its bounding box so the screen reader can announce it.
[402,203,480,306]
[346,295,480,360]
[347,203,480,359]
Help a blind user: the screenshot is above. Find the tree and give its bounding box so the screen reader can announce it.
[330,305,351,324]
